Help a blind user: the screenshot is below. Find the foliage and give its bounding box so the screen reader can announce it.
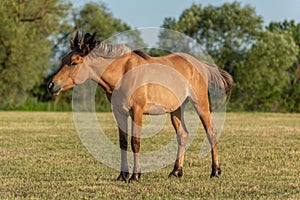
[74,3,146,48]
[74,2,130,39]
[267,20,300,111]
[0,0,70,109]
[163,2,263,72]
[234,30,298,111]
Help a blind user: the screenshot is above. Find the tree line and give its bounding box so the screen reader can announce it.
[0,1,299,112]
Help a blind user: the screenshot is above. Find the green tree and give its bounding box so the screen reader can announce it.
[235,30,298,111]
[74,2,146,48]
[0,0,70,109]
[74,2,130,39]
[267,20,300,112]
[162,2,263,74]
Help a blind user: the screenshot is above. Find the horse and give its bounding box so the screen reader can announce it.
[48,31,233,183]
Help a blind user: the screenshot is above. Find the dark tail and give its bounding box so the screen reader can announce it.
[217,68,233,100]
[205,63,233,107]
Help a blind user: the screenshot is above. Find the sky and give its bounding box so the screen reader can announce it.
[72,0,300,28]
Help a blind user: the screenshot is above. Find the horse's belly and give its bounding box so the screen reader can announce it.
[131,84,187,114]
[143,104,167,115]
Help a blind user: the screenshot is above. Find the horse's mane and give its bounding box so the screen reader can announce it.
[89,41,150,60]
[132,49,151,60]
[90,42,131,58]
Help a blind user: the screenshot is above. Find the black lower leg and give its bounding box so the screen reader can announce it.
[169,165,183,178]
[117,171,129,182]
[210,165,221,178]
[129,172,141,183]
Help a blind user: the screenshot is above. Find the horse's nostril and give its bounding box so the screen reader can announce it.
[47,81,62,95]
[47,81,57,94]
[48,82,54,89]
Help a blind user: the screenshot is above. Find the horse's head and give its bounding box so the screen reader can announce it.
[48,31,97,96]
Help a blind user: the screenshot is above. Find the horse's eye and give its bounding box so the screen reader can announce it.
[70,62,77,67]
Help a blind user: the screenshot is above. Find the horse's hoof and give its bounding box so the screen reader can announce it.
[129,173,141,183]
[117,171,129,182]
[210,165,221,178]
[168,166,183,178]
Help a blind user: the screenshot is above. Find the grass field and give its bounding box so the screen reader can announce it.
[0,111,299,199]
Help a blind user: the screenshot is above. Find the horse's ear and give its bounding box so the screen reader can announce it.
[70,31,97,55]
[89,32,97,45]
[70,31,79,50]
[79,32,97,55]
[79,31,85,50]
[84,32,97,46]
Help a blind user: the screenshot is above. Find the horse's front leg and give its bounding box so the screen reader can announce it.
[114,110,129,182]
[129,108,142,183]
[117,126,129,182]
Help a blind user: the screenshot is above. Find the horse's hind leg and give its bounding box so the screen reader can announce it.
[192,97,221,178]
[169,107,189,178]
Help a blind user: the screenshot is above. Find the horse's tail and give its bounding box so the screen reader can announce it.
[176,53,233,102]
[205,63,233,103]
[217,67,233,98]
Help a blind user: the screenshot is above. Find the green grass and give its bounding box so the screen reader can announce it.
[0,112,299,199]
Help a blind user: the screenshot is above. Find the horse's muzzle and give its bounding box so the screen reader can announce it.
[47,81,62,96]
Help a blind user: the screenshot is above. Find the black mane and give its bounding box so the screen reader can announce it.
[133,50,151,60]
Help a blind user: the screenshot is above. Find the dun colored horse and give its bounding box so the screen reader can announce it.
[48,31,233,183]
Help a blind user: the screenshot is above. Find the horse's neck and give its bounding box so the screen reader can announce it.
[89,55,128,95]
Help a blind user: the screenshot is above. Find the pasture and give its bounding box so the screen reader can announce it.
[0,112,299,199]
